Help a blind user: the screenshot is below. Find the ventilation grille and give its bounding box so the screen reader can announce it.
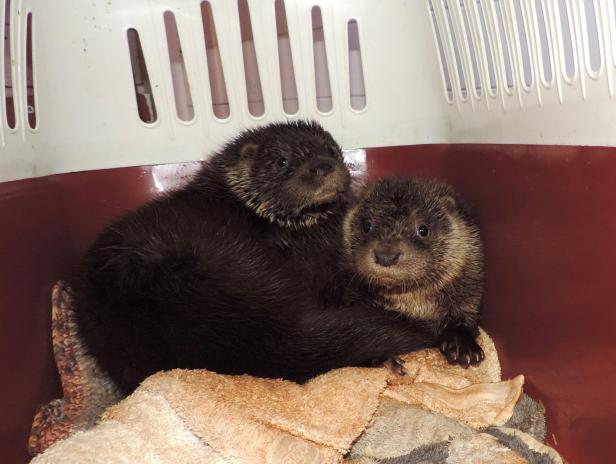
[2,1,37,137]
[126,1,367,124]
[428,0,616,107]
[5,0,616,183]
[3,0,15,130]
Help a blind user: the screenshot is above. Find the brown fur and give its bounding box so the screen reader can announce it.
[222,129,349,230]
[343,177,485,367]
[70,122,439,392]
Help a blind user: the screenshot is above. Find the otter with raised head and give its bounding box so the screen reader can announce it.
[343,177,485,368]
[72,121,437,394]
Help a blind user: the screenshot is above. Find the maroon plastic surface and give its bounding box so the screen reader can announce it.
[0,164,197,464]
[1,145,615,463]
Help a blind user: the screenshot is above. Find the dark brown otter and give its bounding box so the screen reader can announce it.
[71,121,436,394]
[343,177,485,368]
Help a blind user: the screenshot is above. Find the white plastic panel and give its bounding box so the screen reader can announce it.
[2,0,616,182]
[431,0,616,143]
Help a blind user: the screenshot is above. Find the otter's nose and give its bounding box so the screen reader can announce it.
[374,250,401,267]
[310,161,334,177]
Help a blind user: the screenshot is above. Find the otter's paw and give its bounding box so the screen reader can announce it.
[369,356,408,376]
[382,356,408,376]
[439,329,485,368]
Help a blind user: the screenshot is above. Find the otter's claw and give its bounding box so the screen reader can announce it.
[382,356,408,376]
[369,356,407,376]
[439,329,484,368]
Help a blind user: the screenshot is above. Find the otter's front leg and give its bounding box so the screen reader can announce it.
[438,327,484,368]
[288,305,437,382]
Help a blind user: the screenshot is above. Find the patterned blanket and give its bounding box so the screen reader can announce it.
[29,282,564,464]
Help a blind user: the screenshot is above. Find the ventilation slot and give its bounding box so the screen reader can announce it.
[460,1,482,97]
[311,6,332,113]
[238,0,264,117]
[164,11,194,122]
[477,1,497,94]
[494,0,514,90]
[444,0,467,99]
[4,0,15,129]
[275,0,298,115]
[613,0,616,66]
[534,0,554,85]
[428,0,453,102]
[557,0,576,81]
[127,29,157,124]
[513,0,533,88]
[25,12,35,129]
[347,19,366,110]
[582,0,601,75]
[201,1,230,119]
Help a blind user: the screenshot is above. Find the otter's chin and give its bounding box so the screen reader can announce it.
[362,274,418,295]
[355,255,424,292]
[369,275,402,289]
[356,260,404,288]
[297,190,345,217]
[314,189,343,205]
[316,166,351,198]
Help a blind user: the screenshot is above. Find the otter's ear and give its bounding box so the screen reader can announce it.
[351,178,376,202]
[347,176,368,203]
[442,195,457,214]
[239,143,258,159]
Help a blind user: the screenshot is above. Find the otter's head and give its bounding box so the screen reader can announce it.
[224,121,351,228]
[344,177,481,293]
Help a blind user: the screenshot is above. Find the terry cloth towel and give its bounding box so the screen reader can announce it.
[29,282,564,464]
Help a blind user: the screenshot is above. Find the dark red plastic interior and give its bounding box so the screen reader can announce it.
[1,144,614,464]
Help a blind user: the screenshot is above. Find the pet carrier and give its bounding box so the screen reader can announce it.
[1,1,614,462]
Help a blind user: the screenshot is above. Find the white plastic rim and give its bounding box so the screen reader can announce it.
[2,0,616,183]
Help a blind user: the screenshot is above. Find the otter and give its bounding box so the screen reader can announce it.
[71,121,436,394]
[343,177,484,368]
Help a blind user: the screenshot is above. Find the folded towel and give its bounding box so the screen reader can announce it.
[29,282,563,464]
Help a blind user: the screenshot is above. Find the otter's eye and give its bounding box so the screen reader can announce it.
[362,220,372,234]
[417,225,429,238]
[277,157,288,168]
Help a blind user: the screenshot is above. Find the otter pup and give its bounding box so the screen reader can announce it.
[343,177,484,368]
[71,121,436,394]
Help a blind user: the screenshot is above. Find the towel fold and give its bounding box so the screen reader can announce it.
[29,282,563,464]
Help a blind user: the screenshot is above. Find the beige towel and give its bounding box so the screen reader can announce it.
[31,330,525,464]
[30,283,536,464]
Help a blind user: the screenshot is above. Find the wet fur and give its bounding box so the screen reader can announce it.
[343,177,484,366]
[71,122,437,394]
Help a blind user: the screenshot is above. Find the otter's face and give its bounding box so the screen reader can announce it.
[344,178,460,292]
[227,122,351,227]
